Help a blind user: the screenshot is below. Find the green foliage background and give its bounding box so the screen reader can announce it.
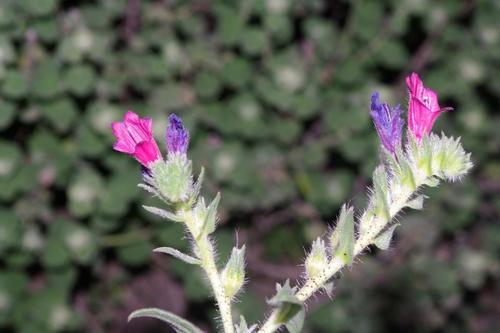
[0,0,499,332]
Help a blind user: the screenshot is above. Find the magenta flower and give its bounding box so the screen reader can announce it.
[166,114,189,155]
[406,72,452,142]
[112,111,162,167]
[370,92,404,155]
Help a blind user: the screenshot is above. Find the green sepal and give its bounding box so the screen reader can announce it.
[330,205,355,265]
[323,281,334,297]
[197,192,220,239]
[373,224,399,250]
[267,280,303,325]
[153,247,201,265]
[285,308,305,333]
[187,166,205,206]
[128,308,204,333]
[372,166,390,221]
[423,177,440,188]
[235,316,257,333]
[405,195,426,210]
[408,133,432,178]
[430,133,473,181]
[388,148,417,192]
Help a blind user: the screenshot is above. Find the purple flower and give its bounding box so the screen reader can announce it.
[166,114,189,155]
[370,92,404,155]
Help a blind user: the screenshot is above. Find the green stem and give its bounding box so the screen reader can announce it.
[184,212,235,333]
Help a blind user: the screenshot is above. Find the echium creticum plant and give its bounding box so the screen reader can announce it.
[111,73,472,333]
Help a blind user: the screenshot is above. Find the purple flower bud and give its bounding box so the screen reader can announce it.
[370,92,404,155]
[166,114,189,155]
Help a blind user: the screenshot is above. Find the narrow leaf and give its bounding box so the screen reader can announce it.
[143,205,183,222]
[153,247,201,265]
[128,308,204,333]
[373,224,399,250]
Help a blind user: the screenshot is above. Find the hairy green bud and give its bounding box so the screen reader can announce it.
[221,245,246,299]
[330,205,355,265]
[305,238,328,279]
[151,155,192,203]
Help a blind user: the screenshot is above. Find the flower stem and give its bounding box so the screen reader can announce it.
[184,212,235,333]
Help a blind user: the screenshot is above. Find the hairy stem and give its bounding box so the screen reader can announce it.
[257,179,419,333]
[184,212,235,333]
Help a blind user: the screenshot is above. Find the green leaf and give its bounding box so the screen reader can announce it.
[0,99,15,129]
[128,308,204,333]
[143,205,183,222]
[153,247,200,265]
[0,140,21,178]
[68,169,103,217]
[31,60,62,99]
[215,6,243,45]
[40,98,77,133]
[18,0,57,16]
[330,205,355,265]
[0,210,21,253]
[62,222,98,265]
[2,70,28,98]
[373,224,399,250]
[63,65,96,97]
[221,57,252,88]
[194,71,221,99]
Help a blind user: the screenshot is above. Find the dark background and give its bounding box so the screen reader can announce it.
[0,0,499,332]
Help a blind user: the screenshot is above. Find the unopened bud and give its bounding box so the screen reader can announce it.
[330,205,355,265]
[305,238,328,279]
[151,155,193,203]
[221,245,246,299]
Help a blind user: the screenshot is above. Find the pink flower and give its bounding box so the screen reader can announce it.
[112,111,162,167]
[406,72,452,141]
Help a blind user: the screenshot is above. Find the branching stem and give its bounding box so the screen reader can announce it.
[256,178,419,333]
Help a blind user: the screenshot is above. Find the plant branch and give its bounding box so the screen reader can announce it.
[184,211,235,333]
[256,175,421,333]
